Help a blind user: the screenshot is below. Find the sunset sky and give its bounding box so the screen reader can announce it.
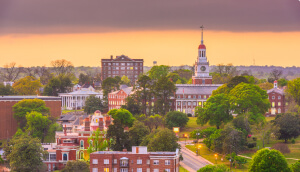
[0,0,300,67]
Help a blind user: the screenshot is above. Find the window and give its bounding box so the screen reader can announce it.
[121,63,125,66]
[80,151,84,159]
[202,80,205,84]
[108,63,111,66]
[272,102,275,107]
[193,102,196,106]
[278,102,281,106]
[137,159,142,164]
[165,169,170,172]
[147,168,150,172]
[92,159,98,164]
[193,95,196,98]
[153,160,159,165]
[114,168,117,172]
[121,169,128,172]
[183,109,186,113]
[104,159,109,164]
[183,102,186,106]
[188,95,191,98]
[177,95,180,98]
[154,169,159,172]
[278,108,281,113]
[286,102,289,106]
[147,160,150,165]
[92,168,98,172]
[50,154,56,161]
[204,95,207,99]
[114,159,117,164]
[104,168,109,172]
[198,102,202,106]
[63,153,68,161]
[165,160,170,165]
[278,96,281,99]
[272,96,275,99]
[198,95,201,99]
[188,102,191,106]
[137,168,142,172]
[177,102,180,106]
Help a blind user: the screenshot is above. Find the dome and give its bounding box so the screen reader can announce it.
[198,44,206,49]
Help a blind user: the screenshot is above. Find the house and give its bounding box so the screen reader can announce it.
[90,146,180,172]
[266,80,287,116]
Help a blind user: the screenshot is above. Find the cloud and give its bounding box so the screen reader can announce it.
[0,0,299,34]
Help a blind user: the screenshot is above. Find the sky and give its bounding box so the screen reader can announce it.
[0,0,300,67]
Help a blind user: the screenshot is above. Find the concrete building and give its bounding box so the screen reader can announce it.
[90,146,180,172]
[101,55,144,84]
[0,96,61,140]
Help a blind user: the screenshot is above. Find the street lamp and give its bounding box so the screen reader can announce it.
[184,134,188,145]
[214,154,218,164]
[173,127,180,137]
[198,145,201,156]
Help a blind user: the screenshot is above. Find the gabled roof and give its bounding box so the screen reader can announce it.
[81,84,93,88]
[109,87,133,96]
[267,88,284,95]
[59,90,102,96]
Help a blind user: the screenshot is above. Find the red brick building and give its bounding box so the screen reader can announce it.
[90,146,180,172]
[108,86,133,111]
[0,96,61,140]
[43,111,112,171]
[266,81,286,116]
[101,55,144,84]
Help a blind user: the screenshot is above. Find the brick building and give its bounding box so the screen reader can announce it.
[90,146,180,172]
[0,96,61,140]
[108,86,133,111]
[266,81,286,116]
[43,111,112,171]
[101,55,144,84]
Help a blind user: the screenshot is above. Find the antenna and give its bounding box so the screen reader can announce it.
[200,25,204,44]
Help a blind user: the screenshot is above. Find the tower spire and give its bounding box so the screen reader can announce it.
[200,25,204,44]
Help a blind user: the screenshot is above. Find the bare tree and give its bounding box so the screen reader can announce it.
[23,67,36,78]
[270,69,283,80]
[1,62,22,82]
[51,59,74,75]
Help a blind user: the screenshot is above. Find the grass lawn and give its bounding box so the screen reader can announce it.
[179,166,189,172]
[178,117,211,140]
[185,144,250,172]
[62,109,84,114]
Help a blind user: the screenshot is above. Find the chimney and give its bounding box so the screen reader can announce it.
[105,116,111,128]
[98,118,104,131]
[79,116,83,125]
[84,118,90,131]
[64,124,67,136]
[110,55,113,59]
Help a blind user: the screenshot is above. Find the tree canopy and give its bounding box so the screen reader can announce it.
[273,113,300,143]
[61,160,89,172]
[43,74,73,96]
[197,164,230,172]
[249,148,291,172]
[4,135,47,172]
[12,98,49,129]
[148,65,170,80]
[129,121,150,146]
[12,76,42,95]
[84,95,104,114]
[108,108,135,127]
[0,83,14,95]
[196,93,232,129]
[146,129,179,152]
[165,111,189,129]
[287,78,300,106]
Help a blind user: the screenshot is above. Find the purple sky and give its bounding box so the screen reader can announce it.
[0,0,300,34]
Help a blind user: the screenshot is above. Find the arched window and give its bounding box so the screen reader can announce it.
[80,140,84,149]
[63,153,68,161]
[80,151,84,159]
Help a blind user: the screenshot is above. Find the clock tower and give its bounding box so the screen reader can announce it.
[192,26,212,85]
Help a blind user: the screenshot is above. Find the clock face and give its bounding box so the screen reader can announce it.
[200,66,206,71]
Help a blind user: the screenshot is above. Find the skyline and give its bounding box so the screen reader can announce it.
[0,0,300,67]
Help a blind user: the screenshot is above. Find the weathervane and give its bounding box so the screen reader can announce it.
[200,25,204,44]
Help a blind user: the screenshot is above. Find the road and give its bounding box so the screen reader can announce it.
[179,142,212,172]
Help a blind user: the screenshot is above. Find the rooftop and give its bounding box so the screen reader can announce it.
[0,95,61,100]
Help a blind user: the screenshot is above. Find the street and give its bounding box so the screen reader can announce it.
[179,142,212,172]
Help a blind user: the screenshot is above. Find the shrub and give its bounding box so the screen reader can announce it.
[187,113,192,117]
[291,160,300,172]
[247,142,256,148]
[292,139,296,144]
[271,143,290,154]
[252,137,257,141]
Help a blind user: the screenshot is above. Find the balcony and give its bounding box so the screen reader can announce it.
[120,163,129,167]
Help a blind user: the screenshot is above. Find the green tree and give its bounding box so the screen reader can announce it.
[172,69,193,82]
[78,73,92,85]
[44,123,62,143]
[197,164,230,172]
[258,82,273,91]
[108,108,135,127]
[287,78,300,106]
[12,99,50,129]
[0,83,14,95]
[291,160,300,172]
[102,77,121,106]
[87,128,109,160]
[61,160,89,172]
[273,113,300,143]
[121,75,131,86]
[136,75,153,114]
[147,129,179,152]
[220,125,246,154]
[25,111,52,142]
[165,111,189,129]
[249,148,291,172]
[106,120,132,151]
[84,95,104,114]
[129,121,150,146]
[227,76,249,89]
[278,78,288,87]
[196,93,232,129]
[145,114,164,132]
[4,135,47,172]
[148,65,170,80]
[153,76,176,115]
[43,74,73,96]
[232,114,251,137]
[12,76,42,95]
[229,83,270,123]
[122,94,142,116]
